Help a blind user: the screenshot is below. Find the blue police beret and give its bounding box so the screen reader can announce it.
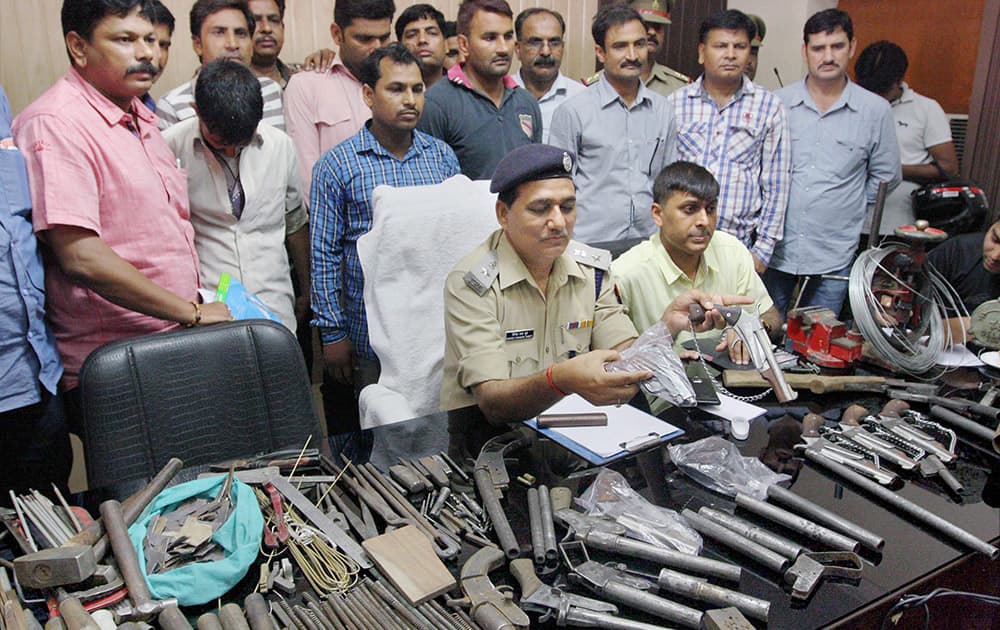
[490,144,575,195]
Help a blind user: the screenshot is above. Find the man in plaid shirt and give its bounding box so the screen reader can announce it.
[666,9,790,273]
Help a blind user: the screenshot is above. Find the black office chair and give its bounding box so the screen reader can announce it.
[79,319,322,489]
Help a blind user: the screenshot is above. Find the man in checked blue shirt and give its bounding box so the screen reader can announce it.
[310,43,460,459]
[666,9,790,274]
[763,9,900,317]
[0,85,70,505]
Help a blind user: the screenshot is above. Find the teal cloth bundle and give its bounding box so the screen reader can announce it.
[127,476,264,605]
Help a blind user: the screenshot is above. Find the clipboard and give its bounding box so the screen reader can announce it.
[523,394,685,465]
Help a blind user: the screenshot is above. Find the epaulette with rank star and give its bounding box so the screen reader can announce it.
[568,243,611,271]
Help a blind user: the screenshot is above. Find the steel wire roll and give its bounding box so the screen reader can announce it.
[848,243,968,376]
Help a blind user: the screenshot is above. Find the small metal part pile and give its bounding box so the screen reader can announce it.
[143,468,235,574]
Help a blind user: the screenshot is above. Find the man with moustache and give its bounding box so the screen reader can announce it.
[396,3,448,90]
[248,0,293,87]
[512,8,584,144]
[441,145,746,421]
[666,10,790,274]
[14,0,231,423]
[763,9,900,317]
[417,0,542,180]
[549,4,676,244]
[311,43,459,458]
[584,0,690,98]
[157,0,285,130]
[140,0,174,112]
[285,0,394,199]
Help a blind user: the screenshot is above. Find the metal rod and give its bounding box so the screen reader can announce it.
[537,485,558,562]
[869,181,890,244]
[368,580,432,630]
[801,447,1000,558]
[930,405,997,443]
[325,596,362,630]
[765,484,885,553]
[51,484,83,534]
[9,491,37,551]
[655,567,770,622]
[581,529,742,582]
[734,493,861,553]
[681,509,791,574]
[698,506,805,560]
[526,488,545,566]
[601,580,703,629]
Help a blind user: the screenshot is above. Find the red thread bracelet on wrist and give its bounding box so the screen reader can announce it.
[546,364,567,397]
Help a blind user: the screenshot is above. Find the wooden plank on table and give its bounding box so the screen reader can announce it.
[361,525,456,606]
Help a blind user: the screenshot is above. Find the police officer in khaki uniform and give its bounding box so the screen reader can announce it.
[746,14,767,81]
[584,0,690,97]
[441,144,744,423]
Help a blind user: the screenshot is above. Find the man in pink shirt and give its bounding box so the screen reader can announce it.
[283,0,394,200]
[14,0,232,398]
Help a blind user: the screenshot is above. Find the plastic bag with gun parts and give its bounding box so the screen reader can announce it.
[668,435,791,500]
[577,467,702,555]
[605,320,697,407]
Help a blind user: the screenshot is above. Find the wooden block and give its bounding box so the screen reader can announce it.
[361,525,455,605]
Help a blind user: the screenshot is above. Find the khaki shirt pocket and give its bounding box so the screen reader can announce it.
[557,324,592,362]
[504,336,541,379]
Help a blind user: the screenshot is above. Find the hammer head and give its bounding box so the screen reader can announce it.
[14,545,96,589]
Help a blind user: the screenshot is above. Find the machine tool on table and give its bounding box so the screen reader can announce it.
[786,306,864,369]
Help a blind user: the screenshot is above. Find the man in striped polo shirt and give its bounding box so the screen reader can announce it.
[157,0,284,131]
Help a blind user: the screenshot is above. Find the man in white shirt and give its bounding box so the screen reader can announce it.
[164,60,309,332]
[512,8,584,143]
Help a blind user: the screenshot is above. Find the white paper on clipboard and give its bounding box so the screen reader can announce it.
[540,394,682,458]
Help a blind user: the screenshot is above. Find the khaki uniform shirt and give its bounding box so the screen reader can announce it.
[441,230,637,411]
[584,62,690,98]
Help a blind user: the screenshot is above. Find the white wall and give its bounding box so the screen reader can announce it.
[728,0,838,91]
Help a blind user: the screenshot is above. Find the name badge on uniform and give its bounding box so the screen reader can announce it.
[564,319,594,330]
[505,329,534,341]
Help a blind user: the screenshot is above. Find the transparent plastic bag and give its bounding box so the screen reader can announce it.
[576,468,702,555]
[668,435,790,500]
[605,320,697,407]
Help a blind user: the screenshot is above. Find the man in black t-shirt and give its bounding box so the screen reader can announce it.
[928,219,1000,339]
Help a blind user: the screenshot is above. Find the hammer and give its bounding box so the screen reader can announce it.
[14,458,182,591]
[100,500,191,630]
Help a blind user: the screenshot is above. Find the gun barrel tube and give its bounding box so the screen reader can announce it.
[801,448,1000,559]
[537,485,558,562]
[602,580,704,629]
[734,493,861,553]
[562,606,675,630]
[699,506,805,560]
[582,530,742,582]
[526,488,546,565]
[681,509,790,574]
[473,467,520,559]
[929,405,996,442]
[765,484,885,552]
[656,567,770,622]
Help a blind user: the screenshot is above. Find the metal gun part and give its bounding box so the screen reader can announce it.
[577,528,743,583]
[783,551,863,601]
[886,389,1000,422]
[537,486,559,564]
[765,484,885,553]
[681,509,790,574]
[716,305,797,403]
[566,555,703,629]
[734,493,862,553]
[836,423,923,470]
[702,607,756,630]
[453,546,530,630]
[918,455,965,494]
[474,432,530,560]
[800,437,898,486]
[527,488,546,566]
[697,506,805,559]
[873,415,955,463]
[929,405,997,443]
[797,442,1000,559]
